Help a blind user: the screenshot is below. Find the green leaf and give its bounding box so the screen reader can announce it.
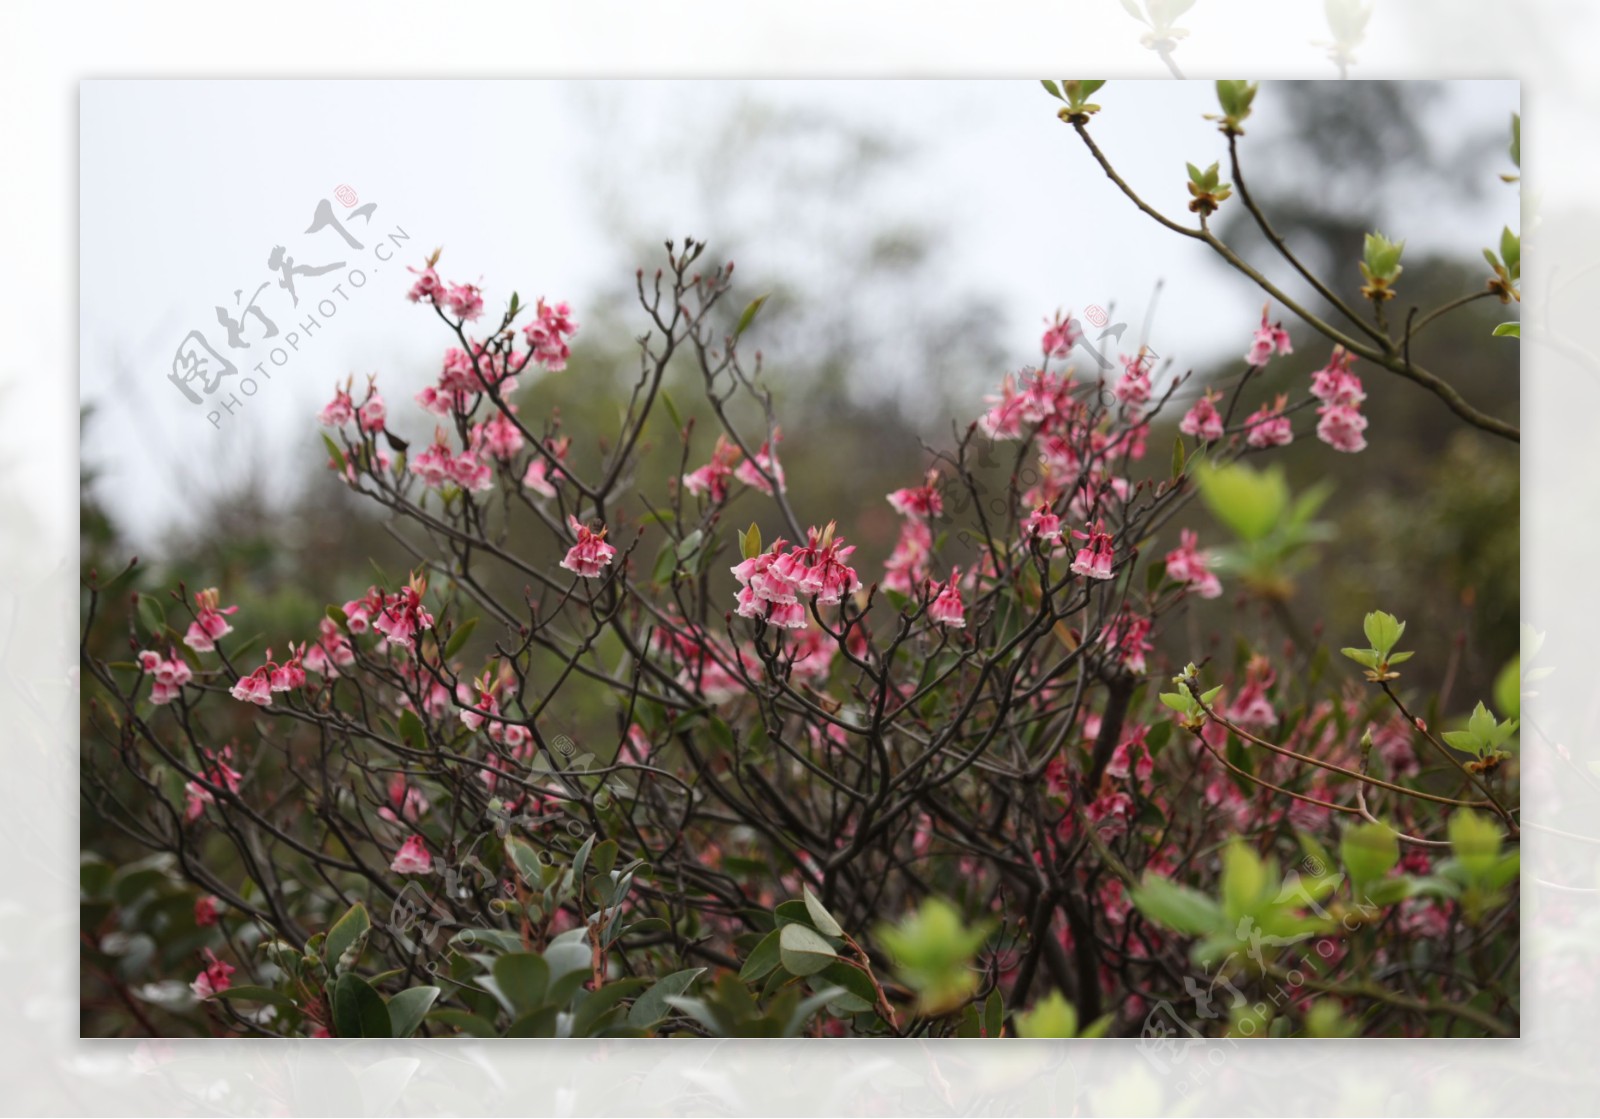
[1362,611,1404,658]
[426,1008,501,1037]
[738,927,784,982]
[1440,730,1484,756]
[1494,656,1521,719]
[503,1006,560,1037]
[1130,875,1224,935]
[321,433,346,472]
[1196,461,1289,542]
[387,986,441,1038]
[136,594,166,637]
[323,903,371,971]
[1492,322,1520,338]
[1015,989,1079,1038]
[983,987,1005,1038]
[778,923,839,977]
[1448,810,1504,879]
[492,953,550,1016]
[1341,647,1380,669]
[734,294,770,339]
[1341,822,1399,892]
[1171,435,1185,479]
[332,972,391,1038]
[397,708,427,753]
[1040,79,1064,101]
[1220,840,1268,923]
[572,978,650,1037]
[627,967,706,1029]
[443,616,478,658]
[660,389,684,431]
[739,522,763,561]
[505,836,544,886]
[213,984,297,1010]
[802,886,844,938]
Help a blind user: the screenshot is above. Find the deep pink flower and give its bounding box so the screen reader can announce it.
[771,524,860,605]
[138,647,193,705]
[1041,310,1082,359]
[406,263,444,305]
[1024,502,1063,545]
[1244,394,1294,448]
[373,579,436,649]
[1246,304,1293,365]
[887,471,944,519]
[190,949,235,999]
[561,517,617,578]
[391,834,433,875]
[194,895,221,927]
[474,412,525,461]
[1070,520,1116,580]
[229,667,273,706]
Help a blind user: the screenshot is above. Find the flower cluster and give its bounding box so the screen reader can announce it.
[733,524,860,628]
[1070,520,1117,580]
[137,647,192,705]
[562,517,618,578]
[182,588,237,653]
[1311,346,1369,453]
[1178,388,1225,443]
[1245,304,1293,365]
[1163,529,1222,599]
[1244,393,1294,448]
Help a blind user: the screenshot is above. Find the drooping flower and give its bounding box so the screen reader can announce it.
[228,666,274,706]
[561,517,617,578]
[518,436,569,499]
[524,298,579,370]
[442,281,484,322]
[372,577,436,649]
[732,542,808,629]
[182,589,238,653]
[357,390,387,433]
[390,834,433,875]
[1024,502,1063,545]
[882,519,932,595]
[734,439,787,495]
[927,568,967,628]
[194,895,221,927]
[1113,352,1153,411]
[1163,529,1222,599]
[1178,388,1225,443]
[1102,610,1154,674]
[1069,520,1117,580]
[138,647,193,705]
[1246,304,1293,365]
[770,523,860,605]
[1243,394,1294,448]
[406,263,444,305]
[190,949,235,999]
[1041,310,1082,360]
[319,386,355,427]
[682,436,742,503]
[887,470,944,519]
[1317,406,1368,453]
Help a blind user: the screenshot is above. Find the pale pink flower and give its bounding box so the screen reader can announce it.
[138,647,193,705]
[683,436,742,503]
[474,412,525,461]
[319,387,355,427]
[1163,529,1222,599]
[373,581,435,650]
[561,517,617,578]
[1113,352,1153,411]
[522,437,570,498]
[524,298,578,370]
[1178,389,1225,443]
[182,589,238,653]
[734,440,786,495]
[1102,611,1153,674]
[406,263,443,305]
[443,281,484,322]
[357,390,387,433]
[927,568,967,629]
[882,519,932,595]
[449,450,494,493]
[1310,347,1365,407]
[229,668,273,706]
[1317,404,1368,453]
[390,834,433,875]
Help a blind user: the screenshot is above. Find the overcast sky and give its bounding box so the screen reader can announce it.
[80,79,1518,553]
